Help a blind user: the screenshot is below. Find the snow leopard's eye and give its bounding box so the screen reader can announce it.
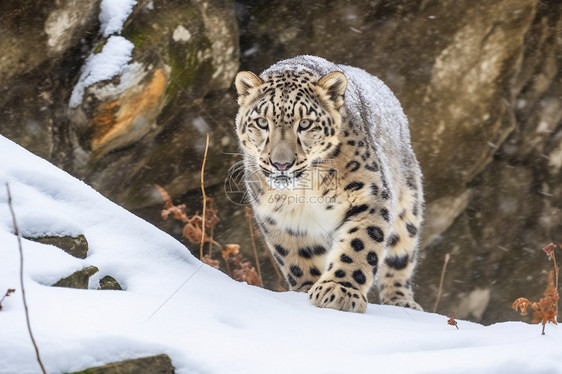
[298,119,313,131]
[255,118,269,129]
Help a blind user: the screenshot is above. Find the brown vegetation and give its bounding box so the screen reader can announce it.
[0,288,15,311]
[512,243,560,335]
[447,315,459,329]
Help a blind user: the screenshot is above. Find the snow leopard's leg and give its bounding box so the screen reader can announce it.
[377,174,424,311]
[256,214,328,292]
[308,173,392,313]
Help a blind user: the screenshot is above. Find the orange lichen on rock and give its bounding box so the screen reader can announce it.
[90,68,167,153]
[90,101,119,137]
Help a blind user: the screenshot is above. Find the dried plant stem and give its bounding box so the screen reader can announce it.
[245,207,263,287]
[6,183,47,374]
[224,257,232,277]
[553,250,559,323]
[433,252,451,313]
[199,134,210,260]
[0,289,15,307]
[208,224,215,258]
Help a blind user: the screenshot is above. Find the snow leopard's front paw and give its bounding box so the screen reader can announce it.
[308,280,367,313]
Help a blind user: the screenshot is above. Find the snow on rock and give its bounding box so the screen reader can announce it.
[1,134,562,374]
[99,0,137,37]
[68,36,134,108]
[68,0,137,108]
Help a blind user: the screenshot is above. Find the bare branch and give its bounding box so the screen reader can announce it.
[6,183,47,374]
[199,134,210,260]
[433,252,450,313]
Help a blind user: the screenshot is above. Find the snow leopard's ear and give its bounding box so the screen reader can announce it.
[235,71,263,101]
[317,71,347,109]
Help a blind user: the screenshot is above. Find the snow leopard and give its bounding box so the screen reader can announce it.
[233,55,423,313]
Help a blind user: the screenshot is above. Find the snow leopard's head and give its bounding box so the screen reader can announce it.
[234,69,347,187]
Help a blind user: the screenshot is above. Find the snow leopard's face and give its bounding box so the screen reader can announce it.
[234,70,347,187]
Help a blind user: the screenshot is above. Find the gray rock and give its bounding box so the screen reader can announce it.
[0,0,101,83]
[421,191,472,250]
[0,0,101,162]
[70,354,174,374]
[66,0,240,210]
[0,0,239,210]
[98,276,123,291]
[27,235,89,259]
[53,266,99,289]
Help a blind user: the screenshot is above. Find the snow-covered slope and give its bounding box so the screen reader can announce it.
[0,135,561,374]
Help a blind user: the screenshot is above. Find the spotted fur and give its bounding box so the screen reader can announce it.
[234,56,424,313]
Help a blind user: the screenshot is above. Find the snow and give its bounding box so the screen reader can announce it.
[69,0,137,108]
[99,0,137,37]
[1,137,562,373]
[68,36,134,108]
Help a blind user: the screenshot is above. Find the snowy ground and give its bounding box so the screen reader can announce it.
[1,137,562,374]
[3,1,561,372]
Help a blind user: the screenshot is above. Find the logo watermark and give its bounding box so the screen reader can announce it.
[224,165,338,206]
[267,194,336,205]
[223,166,257,205]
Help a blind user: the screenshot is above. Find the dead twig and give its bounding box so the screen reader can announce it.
[549,243,562,321]
[6,183,47,374]
[208,220,216,258]
[433,253,450,313]
[199,133,210,260]
[0,288,16,311]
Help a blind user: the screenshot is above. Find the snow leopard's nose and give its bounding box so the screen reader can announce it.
[271,159,294,171]
[270,140,296,171]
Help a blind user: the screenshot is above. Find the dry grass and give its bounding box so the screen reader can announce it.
[154,134,265,287]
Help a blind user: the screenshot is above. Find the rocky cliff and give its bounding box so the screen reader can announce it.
[1,0,561,323]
